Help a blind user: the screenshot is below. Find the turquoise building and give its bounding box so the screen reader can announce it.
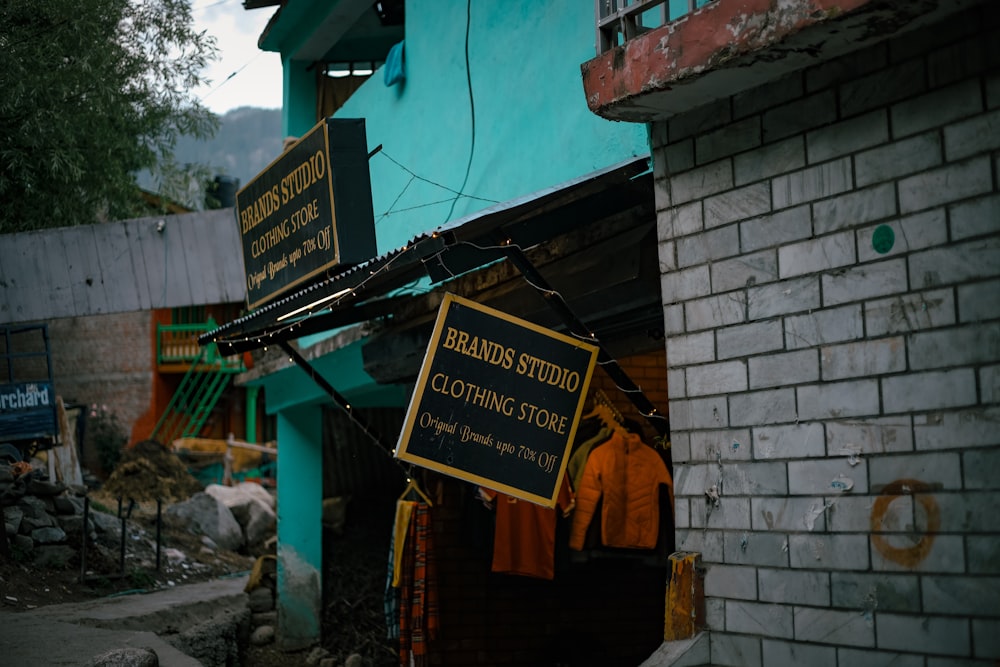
[210,0,660,653]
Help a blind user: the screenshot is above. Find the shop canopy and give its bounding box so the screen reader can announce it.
[200,156,653,357]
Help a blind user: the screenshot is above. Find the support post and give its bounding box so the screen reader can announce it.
[664,551,704,641]
[275,403,323,650]
[246,385,260,444]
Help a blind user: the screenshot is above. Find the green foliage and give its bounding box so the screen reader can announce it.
[86,404,128,475]
[0,0,220,232]
[127,566,156,590]
[89,499,113,514]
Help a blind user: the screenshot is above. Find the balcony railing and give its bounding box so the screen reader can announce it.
[157,321,243,371]
[596,0,717,54]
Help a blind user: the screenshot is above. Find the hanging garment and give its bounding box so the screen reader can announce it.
[566,426,612,492]
[479,475,574,580]
[393,500,416,586]
[398,503,439,667]
[569,415,604,453]
[384,524,400,640]
[569,431,674,551]
[384,40,406,86]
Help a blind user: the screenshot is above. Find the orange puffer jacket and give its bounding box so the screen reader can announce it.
[568,430,673,551]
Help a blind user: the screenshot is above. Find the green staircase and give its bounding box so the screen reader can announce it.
[150,332,245,446]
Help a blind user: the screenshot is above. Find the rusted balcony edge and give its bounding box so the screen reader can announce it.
[581,0,977,122]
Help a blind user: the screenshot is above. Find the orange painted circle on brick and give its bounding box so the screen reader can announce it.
[869,478,940,568]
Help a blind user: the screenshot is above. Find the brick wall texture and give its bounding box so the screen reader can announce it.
[652,6,1000,666]
[48,311,155,450]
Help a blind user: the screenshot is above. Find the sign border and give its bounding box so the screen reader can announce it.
[395,292,599,507]
[237,119,341,311]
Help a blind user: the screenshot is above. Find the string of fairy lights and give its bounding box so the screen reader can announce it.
[206,232,668,432]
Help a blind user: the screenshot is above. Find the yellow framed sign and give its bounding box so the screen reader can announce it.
[235,117,376,310]
[395,293,599,507]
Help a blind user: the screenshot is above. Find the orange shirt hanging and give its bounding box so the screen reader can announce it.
[480,475,575,580]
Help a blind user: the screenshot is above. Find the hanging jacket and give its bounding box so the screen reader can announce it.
[569,430,673,551]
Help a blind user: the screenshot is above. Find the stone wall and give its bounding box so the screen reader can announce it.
[652,5,999,665]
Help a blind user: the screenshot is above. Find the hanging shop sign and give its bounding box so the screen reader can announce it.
[396,293,599,508]
[235,117,376,310]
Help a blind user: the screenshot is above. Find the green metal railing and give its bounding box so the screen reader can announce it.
[156,319,244,369]
[151,320,246,445]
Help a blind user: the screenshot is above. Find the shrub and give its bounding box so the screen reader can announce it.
[85,404,128,476]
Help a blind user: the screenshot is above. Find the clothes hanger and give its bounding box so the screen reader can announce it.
[590,389,626,435]
[594,389,625,422]
[399,476,433,506]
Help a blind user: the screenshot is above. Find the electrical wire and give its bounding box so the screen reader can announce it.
[374,149,497,223]
[198,52,263,106]
[191,0,235,12]
[378,150,494,202]
[443,0,475,223]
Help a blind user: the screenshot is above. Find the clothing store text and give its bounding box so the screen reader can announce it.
[236,118,376,310]
[428,373,568,434]
[396,293,599,507]
[416,412,560,474]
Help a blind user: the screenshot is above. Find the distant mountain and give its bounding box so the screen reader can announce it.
[173,106,284,190]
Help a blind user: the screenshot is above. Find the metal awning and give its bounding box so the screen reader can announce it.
[200,156,652,356]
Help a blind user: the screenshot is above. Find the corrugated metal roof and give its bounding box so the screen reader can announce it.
[200,156,651,355]
[0,209,245,325]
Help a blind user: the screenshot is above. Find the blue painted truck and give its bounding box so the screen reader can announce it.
[0,324,59,459]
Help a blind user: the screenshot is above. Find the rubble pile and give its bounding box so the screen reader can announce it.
[102,440,202,502]
[1,444,272,602]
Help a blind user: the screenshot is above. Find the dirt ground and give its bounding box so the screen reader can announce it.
[1,495,399,666]
[0,491,322,667]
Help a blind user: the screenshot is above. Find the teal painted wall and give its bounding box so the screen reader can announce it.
[275,404,323,649]
[254,339,408,415]
[287,0,650,255]
[283,54,316,140]
[259,3,650,646]
[261,0,650,404]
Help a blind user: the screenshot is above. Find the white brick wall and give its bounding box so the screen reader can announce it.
[651,5,1000,665]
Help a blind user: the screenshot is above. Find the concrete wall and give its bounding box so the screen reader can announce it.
[652,6,999,665]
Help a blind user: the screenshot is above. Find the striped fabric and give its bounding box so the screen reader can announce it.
[397,502,438,666]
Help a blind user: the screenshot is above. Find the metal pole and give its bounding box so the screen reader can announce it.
[80,495,90,581]
[156,498,162,571]
[118,497,125,576]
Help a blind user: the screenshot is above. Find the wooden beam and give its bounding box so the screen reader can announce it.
[664,551,705,641]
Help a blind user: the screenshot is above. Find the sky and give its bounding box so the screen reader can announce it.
[190,0,284,114]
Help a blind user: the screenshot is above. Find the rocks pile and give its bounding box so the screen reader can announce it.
[2,455,276,588]
[304,647,364,667]
[246,553,278,647]
[1,460,110,567]
[165,481,276,553]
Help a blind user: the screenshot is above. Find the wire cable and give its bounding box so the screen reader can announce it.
[374,149,497,224]
[443,0,475,223]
